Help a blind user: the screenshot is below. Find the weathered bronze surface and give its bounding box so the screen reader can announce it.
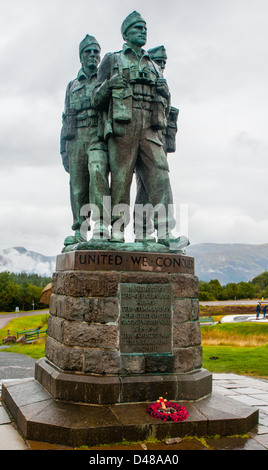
[60,11,189,252]
[60,34,110,246]
[120,283,172,353]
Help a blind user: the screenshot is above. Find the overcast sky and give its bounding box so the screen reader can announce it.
[0,0,267,256]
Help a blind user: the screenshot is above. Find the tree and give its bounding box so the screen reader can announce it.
[251,272,268,291]
[218,283,238,300]
[199,279,222,300]
[208,279,222,297]
[18,282,32,311]
[199,291,216,301]
[0,272,20,311]
[237,282,256,299]
[28,284,44,310]
[0,272,50,311]
[199,271,268,301]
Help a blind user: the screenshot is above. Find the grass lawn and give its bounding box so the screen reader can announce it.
[0,314,48,340]
[2,339,46,359]
[202,344,268,378]
[0,314,48,359]
[201,322,268,346]
[201,322,268,379]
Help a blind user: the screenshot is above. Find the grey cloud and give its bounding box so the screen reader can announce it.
[231,131,263,150]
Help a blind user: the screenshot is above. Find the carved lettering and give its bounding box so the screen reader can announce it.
[120,283,172,353]
[63,251,195,274]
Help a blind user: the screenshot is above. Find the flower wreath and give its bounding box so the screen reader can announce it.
[146,397,189,422]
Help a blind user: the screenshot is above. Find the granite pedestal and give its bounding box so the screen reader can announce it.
[2,249,259,446]
[36,250,212,403]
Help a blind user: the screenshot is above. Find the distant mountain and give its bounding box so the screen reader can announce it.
[186,243,268,284]
[1,244,268,285]
[0,247,56,277]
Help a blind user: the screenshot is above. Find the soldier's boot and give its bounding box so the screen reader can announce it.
[64,229,86,246]
[135,231,156,243]
[92,220,110,240]
[111,225,125,243]
[158,233,190,251]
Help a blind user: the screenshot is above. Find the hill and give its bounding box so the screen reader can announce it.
[186,243,268,284]
[1,244,268,284]
[0,247,56,277]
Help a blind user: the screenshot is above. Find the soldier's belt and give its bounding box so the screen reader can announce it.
[76,116,98,127]
[132,101,152,110]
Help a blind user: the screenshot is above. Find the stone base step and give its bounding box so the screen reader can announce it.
[2,378,259,448]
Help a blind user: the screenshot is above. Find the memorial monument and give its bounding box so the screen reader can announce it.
[2,12,258,447]
[38,9,210,402]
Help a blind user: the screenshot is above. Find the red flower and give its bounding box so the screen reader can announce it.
[146,401,189,422]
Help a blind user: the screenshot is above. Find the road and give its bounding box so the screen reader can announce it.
[200,300,267,306]
[0,310,49,331]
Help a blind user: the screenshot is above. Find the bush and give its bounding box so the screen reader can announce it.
[199,291,216,301]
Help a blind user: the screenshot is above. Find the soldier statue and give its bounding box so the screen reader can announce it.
[93,11,180,248]
[60,35,110,246]
[134,45,179,241]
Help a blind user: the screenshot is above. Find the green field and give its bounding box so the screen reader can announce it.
[0,314,48,359]
[201,322,268,378]
[202,343,268,378]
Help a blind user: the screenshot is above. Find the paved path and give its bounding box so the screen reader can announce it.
[0,352,35,380]
[0,310,49,330]
[221,314,268,323]
[200,300,268,323]
[0,351,268,450]
[200,300,268,306]
[0,352,36,450]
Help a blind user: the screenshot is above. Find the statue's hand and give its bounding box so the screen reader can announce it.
[108,73,128,90]
[61,152,69,173]
[155,78,170,99]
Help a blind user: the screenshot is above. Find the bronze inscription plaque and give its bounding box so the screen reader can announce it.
[120,283,172,354]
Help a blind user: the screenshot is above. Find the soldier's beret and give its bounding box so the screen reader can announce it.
[148,45,167,60]
[79,35,101,57]
[121,11,146,37]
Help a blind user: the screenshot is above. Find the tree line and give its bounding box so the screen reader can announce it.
[0,271,52,312]
[199,271,268,301]
[1,270,268,310]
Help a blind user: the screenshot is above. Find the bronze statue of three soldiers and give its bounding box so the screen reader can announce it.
[60,11,185,251]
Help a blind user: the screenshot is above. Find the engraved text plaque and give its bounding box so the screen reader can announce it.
[120,283,172,353]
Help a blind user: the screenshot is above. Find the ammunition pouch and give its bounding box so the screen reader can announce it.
[62,108,76,140]
[151,97,167,131]
[165,107,179,153]
[97,111,113,142]
[112,87,132,123]
[76,111,98,128]
[71,97,92,112]
[132,100,152,110]
[145,134,169,171]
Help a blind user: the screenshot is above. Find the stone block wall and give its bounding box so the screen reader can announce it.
[46,270,202,376]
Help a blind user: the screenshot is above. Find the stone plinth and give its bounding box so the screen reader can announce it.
[3,249,259,447]
[2,378,258,448]
[36,250,212,404]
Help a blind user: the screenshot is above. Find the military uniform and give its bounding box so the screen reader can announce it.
[94,42,176,241]
[60,36,110,244]
[134,45,179,240]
